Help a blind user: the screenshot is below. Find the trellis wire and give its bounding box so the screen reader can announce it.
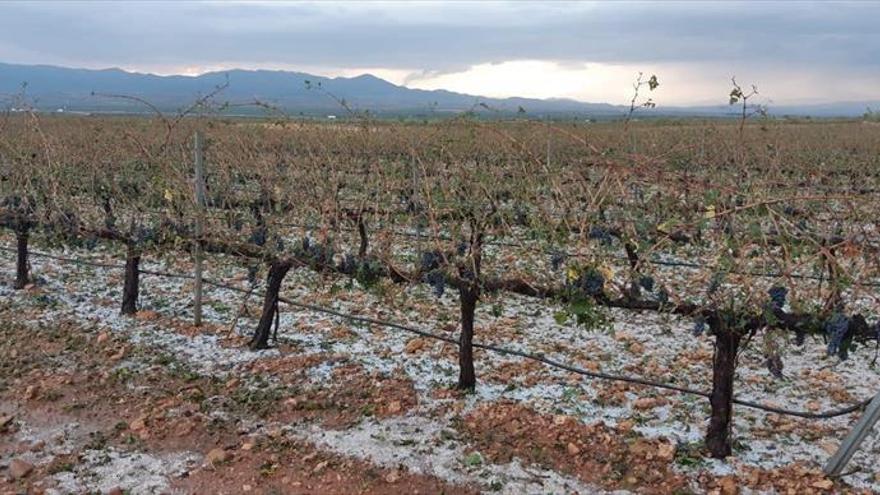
[1,244,871,420]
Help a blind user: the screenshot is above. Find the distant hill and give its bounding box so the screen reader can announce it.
[0,62,622,117]
[0,62,875,118]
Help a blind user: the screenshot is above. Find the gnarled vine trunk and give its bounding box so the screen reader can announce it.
[706,320,742,458]
[14,226,29,290]
[357,214,369,258]
[457,232,483,391]
[457,282,478,390]
[249,259,292,350]
[121,243,140,315]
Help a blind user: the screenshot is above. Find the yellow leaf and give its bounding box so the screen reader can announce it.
[704,205,716,219]
[164,189,173,202]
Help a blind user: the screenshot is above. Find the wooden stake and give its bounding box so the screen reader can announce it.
[193,131,207,326]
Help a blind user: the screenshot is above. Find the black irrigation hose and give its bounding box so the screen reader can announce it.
[1,245,872,420]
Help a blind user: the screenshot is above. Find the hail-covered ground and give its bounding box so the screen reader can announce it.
[1,234,878,494]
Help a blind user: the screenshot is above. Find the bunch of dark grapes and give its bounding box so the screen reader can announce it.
[549,249,567,271]
[133,225,156,245]
[420,251,442,272]
[425,270,446,297]
[456,240,469,256]
[765,354,784,379]
[692,317,706,336]
[639,276,655,292]
[588,226,613,246]
[573,268,604,296]
[655,287,669,304]
[825,312,850,358]
[249,228,267,247]
[767,286,787,310]
[274,236,285,252]
[339,253,357,274]
[794,330,806,346]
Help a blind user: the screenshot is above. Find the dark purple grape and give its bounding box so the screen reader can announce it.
[656,288,669,304]
[768,286,787,310]
[249,228,267,246]
[692,318,706,336]
[765,354,784,379]
[549,249,567,271]
[420,251,442,272]
[574,269,604,296]
[588,226,613,245]
[424,270,445,297]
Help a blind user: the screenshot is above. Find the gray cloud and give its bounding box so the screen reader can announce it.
[0,1,876,73]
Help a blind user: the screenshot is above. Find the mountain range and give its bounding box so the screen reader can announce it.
[0,62,875,118]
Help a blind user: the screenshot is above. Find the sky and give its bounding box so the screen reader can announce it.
[0,1,877,106]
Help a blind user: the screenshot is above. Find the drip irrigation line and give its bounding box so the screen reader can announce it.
[2,244,871,420]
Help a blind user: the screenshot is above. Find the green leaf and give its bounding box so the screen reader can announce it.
[463,452,483,466]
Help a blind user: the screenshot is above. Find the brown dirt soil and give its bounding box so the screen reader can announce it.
[0,314,473,495]
[458,401,861,495]
[459,401,689,494]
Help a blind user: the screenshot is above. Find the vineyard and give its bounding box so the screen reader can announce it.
[1,107,880,494]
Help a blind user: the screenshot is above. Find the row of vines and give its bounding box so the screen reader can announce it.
[1,97,879,460]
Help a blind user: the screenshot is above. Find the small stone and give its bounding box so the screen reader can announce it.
[566,442,580,455]
[811,479,834,490]
[387,400,402,414]
[206,448,231,465]
[110,347,126,361]
[242,484,252,492]
[24,385,38,400]
[657,442,676,461]
[107,487,124,495]
[404,338,426,354]
[8,458,34,479]
[617,419,635,432]
[96,332,110,344]
[632,397,659,410]
[130,417,146,431]
[241,441,255,451]
[552,415,570,426]
[384,469,401,483]
[719,476,739,495]
[313,460,329,473]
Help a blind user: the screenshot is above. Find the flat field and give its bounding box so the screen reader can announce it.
[1,115,879,494]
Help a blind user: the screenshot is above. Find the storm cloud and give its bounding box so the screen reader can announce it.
[0,1,877,104]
